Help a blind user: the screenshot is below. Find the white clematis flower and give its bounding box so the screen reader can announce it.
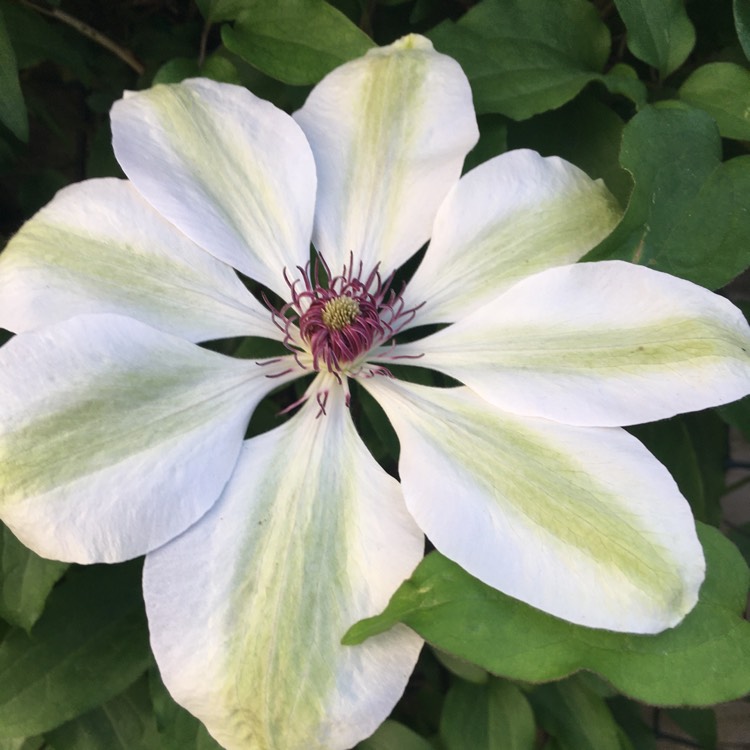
[1,33,749,750]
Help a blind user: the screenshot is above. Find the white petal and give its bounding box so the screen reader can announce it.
[364,377,705,634]
[144,385,423,750]
[404,150,621,325]
[0,314,300,564]
[0,179,281,342]
[393,261,750,426]
[111,79,316,297]
[294,34,478,277]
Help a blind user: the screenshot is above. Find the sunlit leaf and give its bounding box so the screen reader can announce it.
[428,0,610,119]
[221,0,374,85]
[345,525,750,706]
[586,104,750,289]
[679,63,750,141]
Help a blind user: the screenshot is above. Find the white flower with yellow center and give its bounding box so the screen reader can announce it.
[1,34,749,750]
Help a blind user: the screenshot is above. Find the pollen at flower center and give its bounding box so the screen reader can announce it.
[321,296,360,331]
[270,256,423,377]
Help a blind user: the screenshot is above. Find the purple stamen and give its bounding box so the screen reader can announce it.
[269,255,423,377]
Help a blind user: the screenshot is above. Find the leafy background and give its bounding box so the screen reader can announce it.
[1,0,750,748]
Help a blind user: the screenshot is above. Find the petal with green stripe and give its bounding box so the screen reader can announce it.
[0,314,299,563]
[111,79,315,298]
[294,34,478,277]
[0,179,280,342]
[143,386,423,750]
[404,150,621,326]
[393,261,750,426]
[364,377,705,633]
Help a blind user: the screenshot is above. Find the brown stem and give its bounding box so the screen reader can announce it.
[16,0,145,75]
[198,17,211,67]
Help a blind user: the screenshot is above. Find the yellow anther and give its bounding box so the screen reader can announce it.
[322,296,360,330]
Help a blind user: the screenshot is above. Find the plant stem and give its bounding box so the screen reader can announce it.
[17,0,145,75]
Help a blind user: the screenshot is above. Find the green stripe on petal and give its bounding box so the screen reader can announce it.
[364,377,705,634]
[0,179,280,342]
[294,34,478,277]
[112,79,315,298]
[404,150,622,326]
[143,385,423,750]
[393,261,750,426]
[0,315,299,563]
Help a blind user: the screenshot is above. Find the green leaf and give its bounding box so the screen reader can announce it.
[152,57,201,85]
[0,523,68,631]
[530,675,622,750]
[201,54,241,84]
[427,0,610,120]
[734,0,750,61]
[665,707,717,750]
[585,104,750,289]
[205,0,252,21]
[0,0,90,84]
[508,95,632,206]
[0,5,28,141]
[194,0,213,18]
[719,395,750,441]
[613,0,695,76]
[221,0,374,85]
[599,64,648,108]
[629,411,727,526]
[0,563,151,737]
[463,114,508,174]
[17,167,69,218]
[679,62,750,141]
[440,678,535,750]
[152,55,239,86]
[344,524,750,706]
[727,523,750,569]
[149,669,222,750]
[608,697,657,750]
[0,739,44,750]
[356,720,435,750]
[433,648,489,685]
[85,122,121,180]
[45,677,161,750]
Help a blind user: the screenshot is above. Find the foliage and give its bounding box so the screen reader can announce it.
[1,0,749,747]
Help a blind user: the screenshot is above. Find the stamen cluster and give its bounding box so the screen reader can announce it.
[271,256,421,377]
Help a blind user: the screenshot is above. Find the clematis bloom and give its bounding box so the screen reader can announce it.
[1,34,750,750]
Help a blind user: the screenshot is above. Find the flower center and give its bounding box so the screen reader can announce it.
[321,296,360,330]
[270,256,422,378]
